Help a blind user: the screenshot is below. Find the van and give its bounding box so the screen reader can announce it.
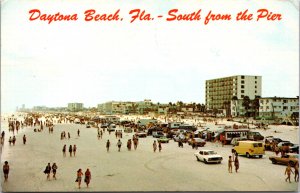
[233,141,265,158]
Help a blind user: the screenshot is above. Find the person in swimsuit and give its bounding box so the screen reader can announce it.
[44,163,51,180]
[73,145,77,157]
[3,161,9,182]
[69,145,73,157]
[84,168,91,188]
[285,163,294,183]
[52,163,58,180]
[228,156,233,173]
[62,144,66,157]
[106,140,110,152]
[76,168,84,189]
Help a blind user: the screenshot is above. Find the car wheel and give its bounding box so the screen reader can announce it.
[204,159,207,164]
[246,153,250,158]
[271,158,277,164]
[259,155,263,158]
[289,161,295,167]
[196,157,200,161]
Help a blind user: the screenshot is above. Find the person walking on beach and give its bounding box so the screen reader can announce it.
[23,135,26,145]
[52,163,58,180]
[234,155,239,173]
[127,139,132,151]
[8,137,12,146]
[133,137,138,150]
[84,168,91,188]
[68,132,71,140]
[3,161,9,182]
[77,129,80,137]
[62,144,66,157]
[106,140,110,152]
[294,161,299,182]
[44,163,51,180]
[1,131,5,145]
[158,141,162,152]
[76,169,84,189]
[228,156,233,173]
[69,145,73,157]
[153,141,157,152]
[117,139,122,152]
[285,163,294,183]
[12,136,16,145]
[73,145,77,157]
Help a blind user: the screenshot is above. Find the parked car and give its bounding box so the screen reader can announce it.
[231,137,248,146]
[101,124,109,128]
[153,131,164,138]
[147,127,163,136]
[107,124,116,132]
[157,136,170,143]
[173,134,187,142]
[86,124,91,128]
[269,153,299,166]
[248,131,264,141]
[135,132,147,138]
[233,141,265,158]
[194,150,223,164]
[188,138,206,147]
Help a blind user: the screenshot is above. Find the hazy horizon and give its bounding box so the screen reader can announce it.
[1,0,299,113]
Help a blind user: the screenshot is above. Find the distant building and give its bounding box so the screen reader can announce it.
[33,106,48,112]
[68,103,83,112]
[206,75,262,115]
[259,97,299,119]
[98,101,135,114]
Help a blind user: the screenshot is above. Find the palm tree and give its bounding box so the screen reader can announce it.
[252,95,260,118]
[242,96,251,117]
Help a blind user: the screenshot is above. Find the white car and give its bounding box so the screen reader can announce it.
[194,150,223,164]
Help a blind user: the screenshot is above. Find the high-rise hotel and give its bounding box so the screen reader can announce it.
[205,75,262,110]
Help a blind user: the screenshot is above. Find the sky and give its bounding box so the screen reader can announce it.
[1,0,299,112]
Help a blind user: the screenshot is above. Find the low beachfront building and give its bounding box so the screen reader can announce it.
[258,97,299,119]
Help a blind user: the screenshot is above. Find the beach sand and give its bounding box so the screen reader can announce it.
[0,115,299,191]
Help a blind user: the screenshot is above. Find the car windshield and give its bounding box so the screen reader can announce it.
[206,151,216,155]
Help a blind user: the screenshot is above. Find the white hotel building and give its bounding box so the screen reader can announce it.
[205,75,262,113]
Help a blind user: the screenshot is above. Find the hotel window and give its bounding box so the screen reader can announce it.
[241,76,245,79]
[255,86,257,88]
[255,81,257,84]
[241,85,244,88]
[255,91,257,93]
[241,95,244,98]
[255,76,257,79]
[241,90,244,93]
[241,80,244,84]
